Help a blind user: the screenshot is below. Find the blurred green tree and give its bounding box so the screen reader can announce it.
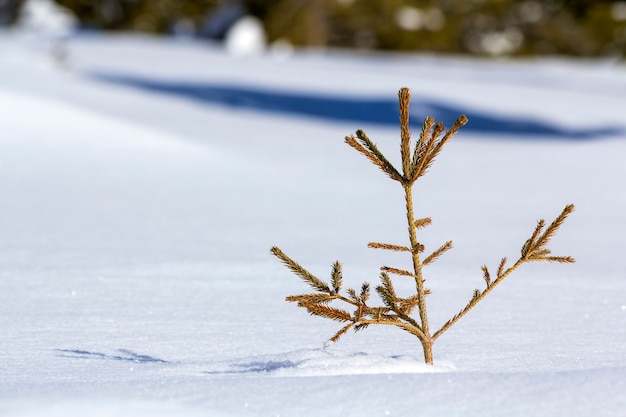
[53,0,216,32]
[51,0,626,56]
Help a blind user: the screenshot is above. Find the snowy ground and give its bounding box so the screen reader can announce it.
[1,31,626,416]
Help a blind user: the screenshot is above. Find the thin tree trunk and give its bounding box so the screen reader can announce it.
[403,184,433,364]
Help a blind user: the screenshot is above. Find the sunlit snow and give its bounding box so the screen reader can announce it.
[1,26,625,417]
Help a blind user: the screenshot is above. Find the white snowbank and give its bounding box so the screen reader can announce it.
[0,32,625,417]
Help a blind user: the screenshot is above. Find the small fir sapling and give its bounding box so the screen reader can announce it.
[271,87,575,365]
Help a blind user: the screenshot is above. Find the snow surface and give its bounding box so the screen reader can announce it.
[1,30,626,416]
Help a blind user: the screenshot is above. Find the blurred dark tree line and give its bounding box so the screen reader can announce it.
[4,0,626,56]
[0,0,24,25]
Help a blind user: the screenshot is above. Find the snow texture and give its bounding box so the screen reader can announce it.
[0,27,625,416]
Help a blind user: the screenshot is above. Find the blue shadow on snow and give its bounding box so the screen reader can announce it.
[90,73,621,140]
[203,360,303,375]
[56,348,169,364]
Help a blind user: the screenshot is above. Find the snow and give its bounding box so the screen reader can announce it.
[16,0,75,37]
[1,29,626,416]
[224,16,266,56]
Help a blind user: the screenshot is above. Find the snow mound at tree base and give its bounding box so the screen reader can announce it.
[204,349,455,377]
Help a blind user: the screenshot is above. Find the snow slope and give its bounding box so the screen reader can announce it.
[1,31,626,416]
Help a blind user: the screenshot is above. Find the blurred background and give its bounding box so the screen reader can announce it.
[2,0,626,57]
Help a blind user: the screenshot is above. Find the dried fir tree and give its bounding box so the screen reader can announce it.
[271,87,574,364]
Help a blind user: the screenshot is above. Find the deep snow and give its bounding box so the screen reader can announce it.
[1,30,625,416]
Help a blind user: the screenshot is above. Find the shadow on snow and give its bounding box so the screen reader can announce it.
[56,348,169,364]
[204,360,302,375]
[89,72,622,140]
[200,349,453,376]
